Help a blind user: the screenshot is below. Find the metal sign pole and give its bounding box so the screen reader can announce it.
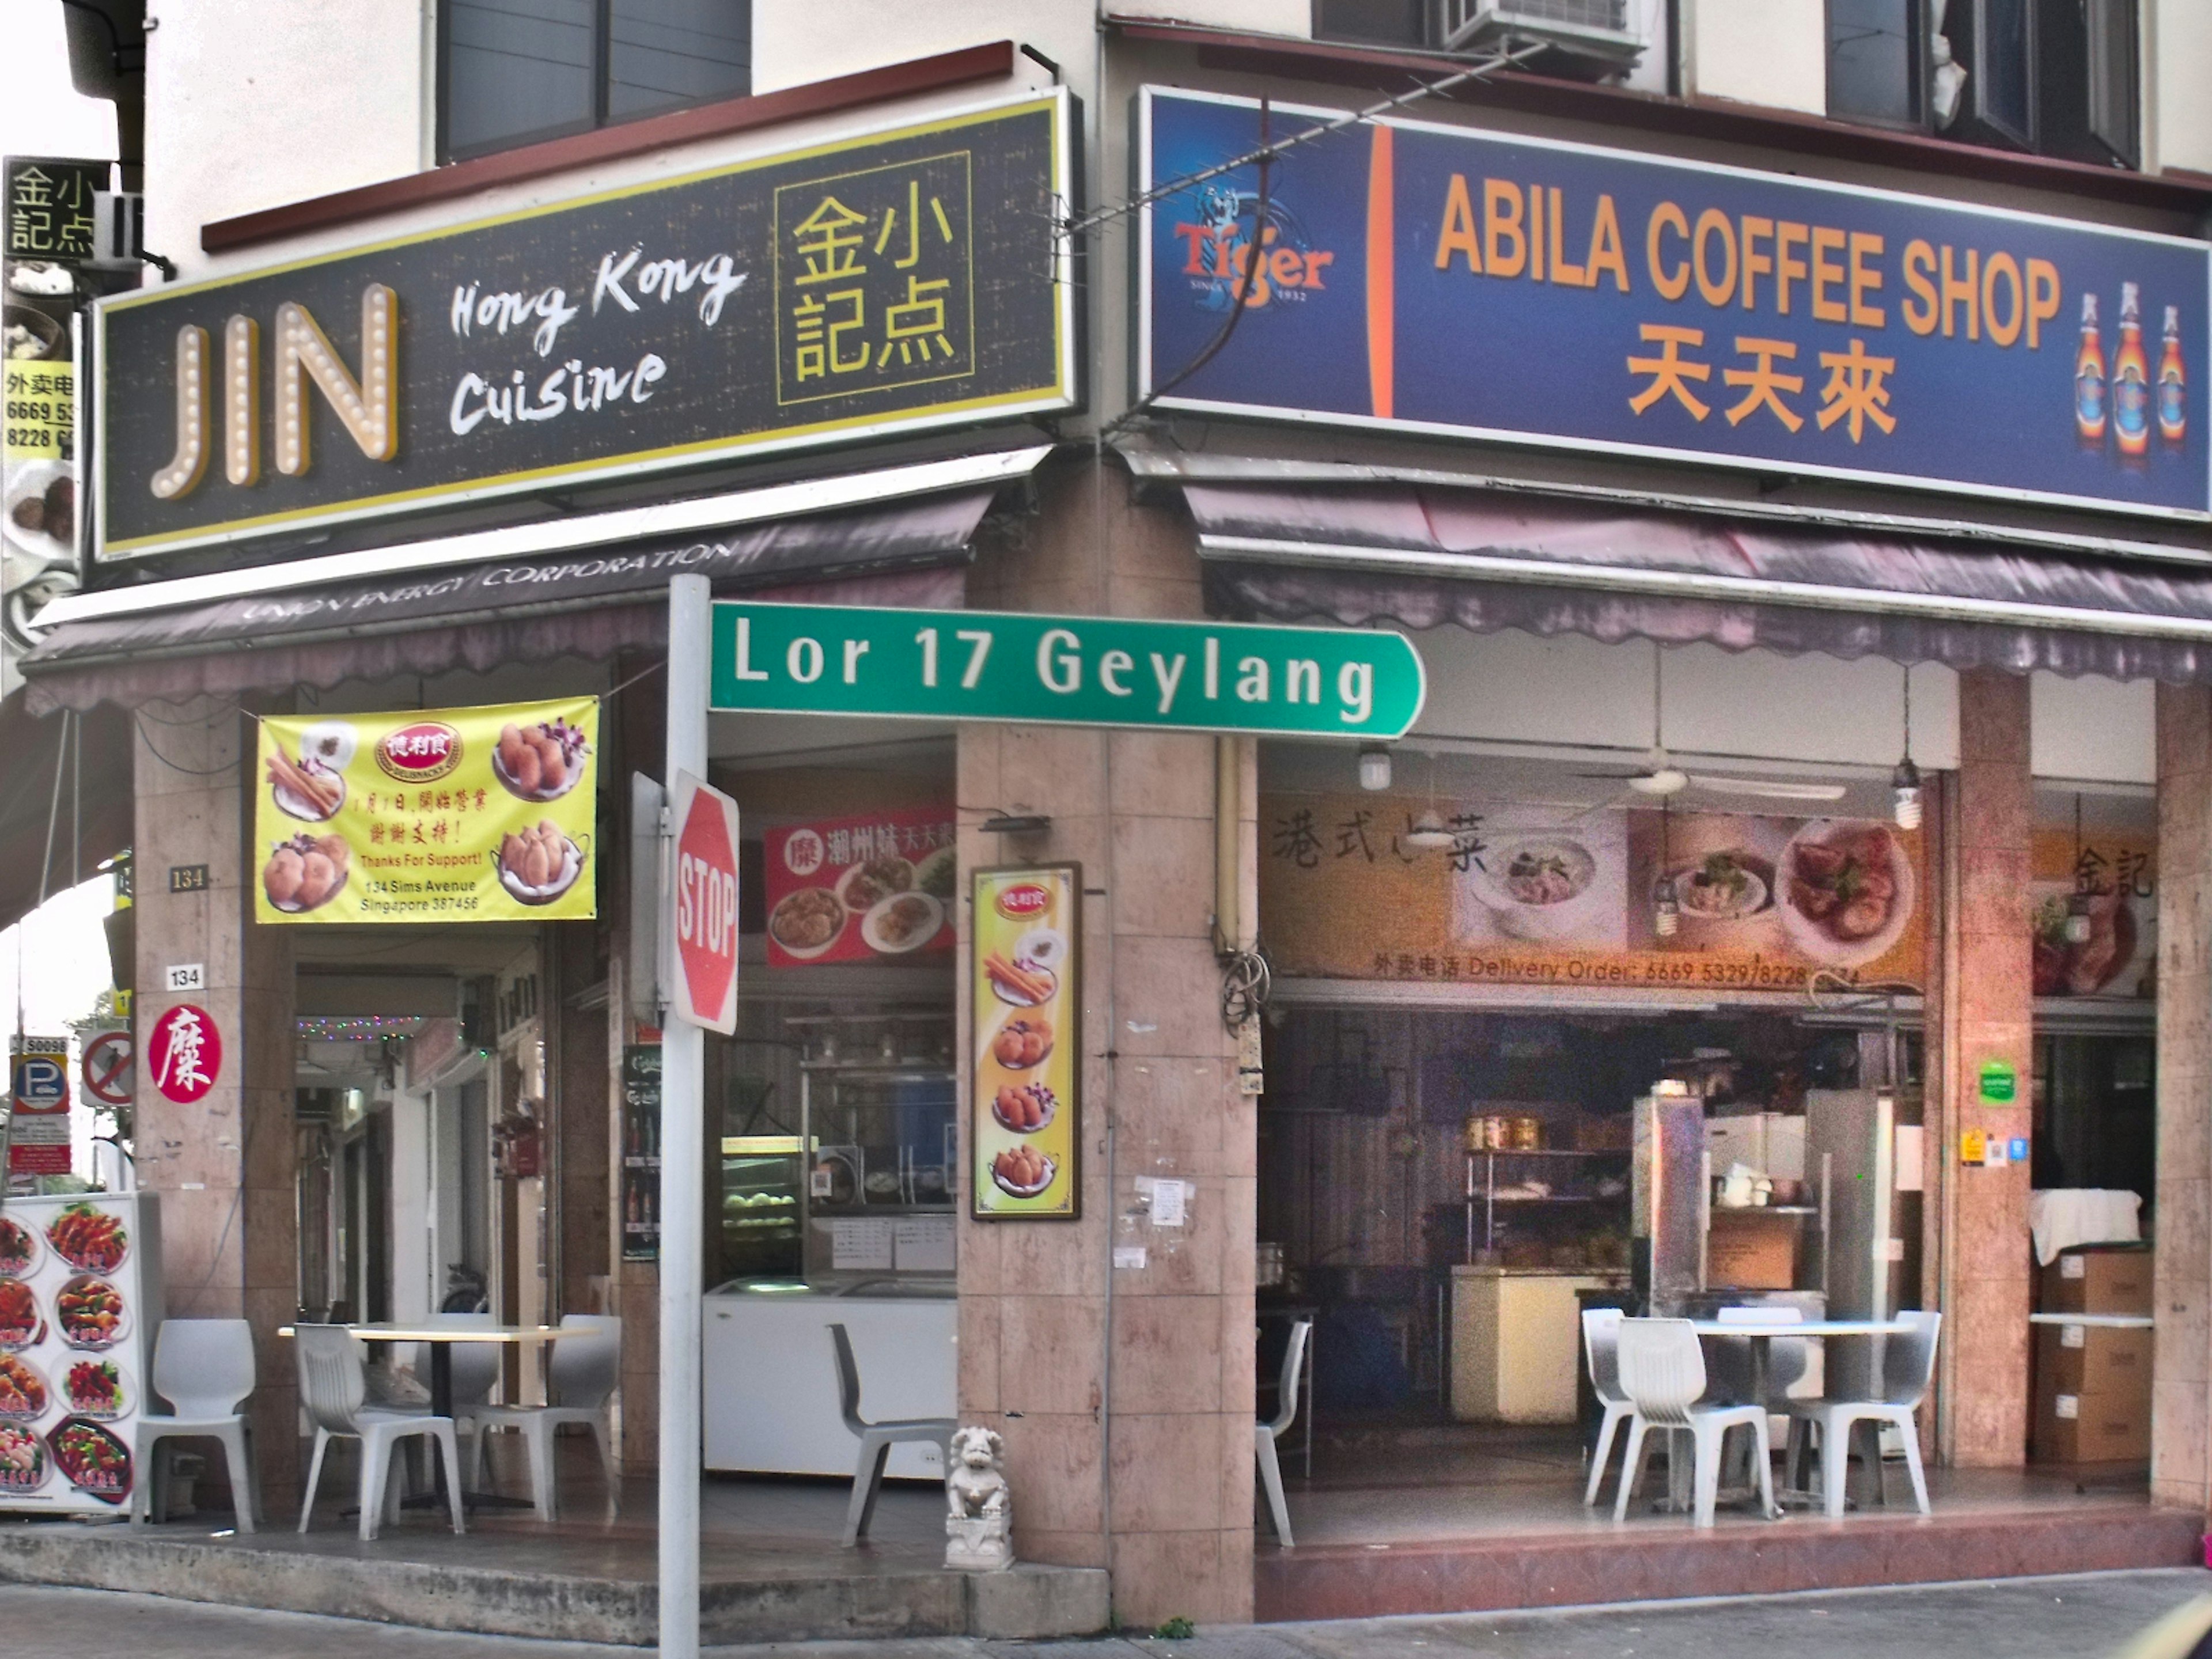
[659,573,710,1659]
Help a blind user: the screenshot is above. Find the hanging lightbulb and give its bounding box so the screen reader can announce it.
[1654,800,1679,935]
[2065,793,2093,943]
[1892,665,1922,829]
[1358,743,1392,791]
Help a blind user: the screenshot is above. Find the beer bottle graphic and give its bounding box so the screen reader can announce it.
[2113,282,2150,459]
[2075,293,2107,446]
[2159,304,2187,445]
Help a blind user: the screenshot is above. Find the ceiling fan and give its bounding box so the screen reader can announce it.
[1577,645,1847,806]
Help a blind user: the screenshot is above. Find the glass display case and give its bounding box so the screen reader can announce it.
[718,1134,805,1281]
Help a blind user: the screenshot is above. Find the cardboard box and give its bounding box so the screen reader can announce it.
[2031,1388,2149,1464]
[2041,1244,2154,1315]
[2035,1321,2153,1399]
[1706,1211,1798,1290]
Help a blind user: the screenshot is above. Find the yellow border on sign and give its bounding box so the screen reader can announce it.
[99,90,1073,555]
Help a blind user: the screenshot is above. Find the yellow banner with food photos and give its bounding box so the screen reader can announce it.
[254,699,598,924]
[972,865,1080,1219]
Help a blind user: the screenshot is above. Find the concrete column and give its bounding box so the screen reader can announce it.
[131,696,298,1501]
[2153,683,2212,1506]
[957,458,1255,1624]
[1937,670,2035,1467]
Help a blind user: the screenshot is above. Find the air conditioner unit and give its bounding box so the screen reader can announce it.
[86,190,145,271]
[1439,0,1646,64]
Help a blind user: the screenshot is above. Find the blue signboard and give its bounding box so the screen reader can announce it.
[1139,88,2211,521]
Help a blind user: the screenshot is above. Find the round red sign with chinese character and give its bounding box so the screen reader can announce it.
[147,1003,222,1104]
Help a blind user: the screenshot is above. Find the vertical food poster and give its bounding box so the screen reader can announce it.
[0,1191,163,1514]
[1263,793,1926,994]
[763,809,956,968]
[972,866,1080,1219]
[2031,819,2156,1001]
[254,698,598,923]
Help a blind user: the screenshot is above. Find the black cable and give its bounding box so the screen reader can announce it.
[133,711,243,777]
[1103,97,1274,441]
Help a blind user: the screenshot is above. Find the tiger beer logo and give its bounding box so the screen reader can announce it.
[995,883,1052,921]
[1171,186,1333,312]
[375,722,463,783]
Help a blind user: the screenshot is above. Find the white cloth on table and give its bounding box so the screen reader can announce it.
[2028,1188,2142,1267]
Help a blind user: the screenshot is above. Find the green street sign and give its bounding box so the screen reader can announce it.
[1978,1059,2017,1104]
[709,602,1426,737]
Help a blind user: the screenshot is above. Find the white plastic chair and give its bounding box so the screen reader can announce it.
[466,1314,622,1520]
[1581,1308,1633,1508]
[1786,1309,1941,1518]
[295,1324,465,1541]
[830,1321,955,1547]
[1612,1317,1774,1528]
[135,1318,259,1532]
[1256,1319,1311,1546]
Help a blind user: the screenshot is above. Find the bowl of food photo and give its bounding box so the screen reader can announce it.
[768,886,846,960]
[0,1354,47,1422]
[861,891,943,955]
[54,1276,127,1350]
[495,824,586,905]
[45,1203,125,1274]
[1778,821,1916,969]
[0,1215,39,1277]
[1669,850,1772,923]
[1468,836,1603,941]
[990,1145,1056,1199]
[836,855,914,917]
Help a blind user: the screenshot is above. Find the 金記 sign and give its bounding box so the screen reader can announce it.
[972,865,1081,1219]
[710,602,1426,738]
[93,92,1074,560]
[252,698,599,923]
[1139,88,2212,520]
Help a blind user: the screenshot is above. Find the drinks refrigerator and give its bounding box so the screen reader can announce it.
[0,1191,164,1514]
[1631,1085,1706,1314]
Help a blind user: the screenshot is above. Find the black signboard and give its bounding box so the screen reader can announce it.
[6,157,105,266]
[95,93,1074,561]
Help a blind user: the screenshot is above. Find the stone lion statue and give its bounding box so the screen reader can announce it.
[945,1425,1009,1519]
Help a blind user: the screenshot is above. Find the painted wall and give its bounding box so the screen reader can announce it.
[2031,672,2158,784]
[2150,0,2212,174]
[1684,0,1827,116]
[388,1086,433,1323]
[752,0,1099,96]
[143,1,427,281]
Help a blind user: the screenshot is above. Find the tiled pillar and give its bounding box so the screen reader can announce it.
[1938,671,2034,1467]
[2153,684,2212,1506]
[131,696,299,1501]
[958,459,1255,1624]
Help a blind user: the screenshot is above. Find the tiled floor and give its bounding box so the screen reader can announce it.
[1254,1417,2192,1622]
[1275,1418,2153,1545]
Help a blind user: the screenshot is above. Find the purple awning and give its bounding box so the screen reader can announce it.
[22,490,987,713]
[1188,483,2212,683]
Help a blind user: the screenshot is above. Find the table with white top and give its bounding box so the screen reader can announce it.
[1683,1316,1918,1519]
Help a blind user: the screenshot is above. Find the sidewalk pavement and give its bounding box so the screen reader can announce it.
[2,1567,2208,1659]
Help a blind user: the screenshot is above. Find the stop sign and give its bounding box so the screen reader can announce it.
[668,771,740,1033]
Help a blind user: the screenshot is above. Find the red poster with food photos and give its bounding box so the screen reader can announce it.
[763,809,957,968]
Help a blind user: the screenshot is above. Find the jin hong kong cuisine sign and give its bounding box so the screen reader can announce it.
[93,92,1074,559]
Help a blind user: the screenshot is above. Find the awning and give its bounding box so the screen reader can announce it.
[0,692,132,934]
[22,487,992,713]
[1188,482,2212,683]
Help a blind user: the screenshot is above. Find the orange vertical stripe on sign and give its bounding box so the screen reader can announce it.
[1367,123,1395,420]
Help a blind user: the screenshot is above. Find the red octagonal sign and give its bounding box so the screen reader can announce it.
[670,771,740,1033]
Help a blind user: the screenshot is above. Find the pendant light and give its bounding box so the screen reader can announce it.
[2065,793,2094,945]
[1892,665,1923,830]
[1358,742,1392,792]
[1653,797,1680,937]
[1404,750,1457,851]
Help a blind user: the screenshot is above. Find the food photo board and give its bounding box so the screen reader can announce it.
[763,809,957,968]
[253,698,599,923]
[1264,793,1928,995]
[971,866,1080,1219]
[0,1191,164,1514]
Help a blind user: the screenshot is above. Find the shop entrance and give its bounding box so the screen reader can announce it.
[1258,1002,1919,1533]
